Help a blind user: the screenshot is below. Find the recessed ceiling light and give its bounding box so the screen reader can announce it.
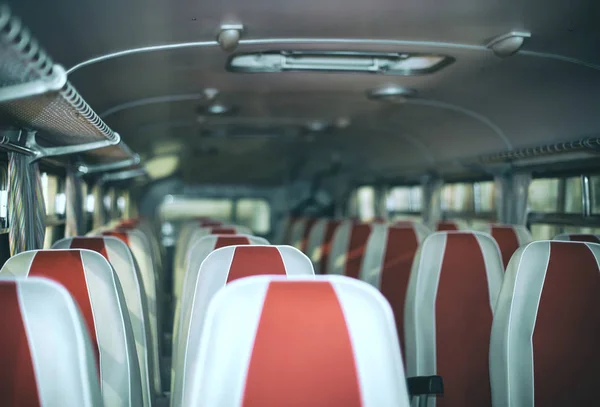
[367,85,418,102]
[228,51,454,75]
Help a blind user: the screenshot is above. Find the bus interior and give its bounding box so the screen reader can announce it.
[0,1,599,406]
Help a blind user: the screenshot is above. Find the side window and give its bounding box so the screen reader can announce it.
[593,176,600,214]
[441,183,474,212]
[355,186,375,221]
[528,178,560,213]
[41,172,65,248]
[116,190,129,219]
[386,186,422,222]
[473,181,495,212]
[236,199,271,234]
[159,197,234,222]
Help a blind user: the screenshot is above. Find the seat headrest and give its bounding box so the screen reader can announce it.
[189,275,410,407]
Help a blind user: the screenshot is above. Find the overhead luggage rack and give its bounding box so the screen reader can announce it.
[0,4,136,166]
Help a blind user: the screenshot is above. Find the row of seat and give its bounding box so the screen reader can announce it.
[0,217,165,407]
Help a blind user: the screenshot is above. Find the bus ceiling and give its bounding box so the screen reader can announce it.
[0,2,599,186]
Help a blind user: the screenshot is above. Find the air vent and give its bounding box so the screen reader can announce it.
[227,51,454,75]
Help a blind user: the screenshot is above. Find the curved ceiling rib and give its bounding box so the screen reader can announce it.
[100,94,207,118]
[67,38,600,76]
[405,99,512,149]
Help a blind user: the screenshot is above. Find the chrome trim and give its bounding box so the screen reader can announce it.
[67,38,600,75]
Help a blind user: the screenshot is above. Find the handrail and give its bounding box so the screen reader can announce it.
[527,212,600,228]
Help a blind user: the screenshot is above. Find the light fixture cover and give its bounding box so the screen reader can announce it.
[227,51,454,75]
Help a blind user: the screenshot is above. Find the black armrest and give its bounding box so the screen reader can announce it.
[406,375,444,397]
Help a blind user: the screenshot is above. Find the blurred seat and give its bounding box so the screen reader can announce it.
[53,236,160,398]
[1,250,145,407]
[171,245,314,407]
[360,224,428,358]
[185,275,410,407]
[327,222,385,278]
[554,233,600,243]
[485,224,533,268]
[405,231,504,407]
[491,241,600,407]
[0,277,103,407]
[289,217,318,252]
[305,219,343,274]
[435,220,461,231]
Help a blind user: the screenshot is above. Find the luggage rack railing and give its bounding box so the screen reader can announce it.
[0,4,137,167]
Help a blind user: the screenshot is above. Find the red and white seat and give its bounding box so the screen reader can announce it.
[305,219,344,274]
[405,231,504,407]
[435,220,461,231]
[186,275,410,407]
[289,217,318,252]
[172,234,269,355]
[554,233,600,243]
[490,241,600,407]
[484,224,532,268]
[327,222,385,278]
[53,236,160,399]
[101,229,162,387]
[359,225,429,357]
[174,225,251,301]
[0,250,144,407]
[172,245,315,407]
[0,277,103,407]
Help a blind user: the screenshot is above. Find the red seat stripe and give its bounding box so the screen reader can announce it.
[214,236,251,249]
[226,247,286,283]
[533,242,600,405]
[0,282,41,407]
[435,234,493,406]
[344,224,371,279]
[242,282,362,407]
[491,227,520,268]
[380,227,419,360]
[319,221,341,275]
[29,252,100,376]
[437,222,458,231]
[71,238,109,259]
[210,227,236,235]
[300,219,318,253]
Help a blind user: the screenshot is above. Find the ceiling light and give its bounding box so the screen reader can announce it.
[367,85,418,102]
[197,103,238,116]
[486,31,531,57]
[227,51,454,75]
[306,120,330,132]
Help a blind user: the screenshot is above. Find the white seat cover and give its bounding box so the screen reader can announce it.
[175,225,248,301]
[305,219,344,275]
[483,224,533,268]
[490,241,600,407]
[171,234,269,370]
[0,277,103,407]
[328,222,385,278]
[53,236,159,400]
[289,217,318,252]
[101,229,162,394]
[172,245,314,407]
[188,275,410,407]
[404,231,504,407]
[359,225,429,357]
[0,249,144,407]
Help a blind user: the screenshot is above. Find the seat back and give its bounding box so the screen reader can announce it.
[554,233,600,243]
[328,222,384,278]
[102,229,162,386]
[0,277,103,407]
[436,220,460,231]
[187,275,410,407]
[53,236,159,398]
[173,245,314,407]
[486,224,533,267]
[405,232,504,407]
[305,219,343,274]
[0,250,144,407]
[172,234,269,354]
[490,241,600,407]
[360,225,428,358]
[289,217,318,252]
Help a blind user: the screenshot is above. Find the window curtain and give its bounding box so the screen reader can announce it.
[65,166,84,237]
[494,172,532,225]
[8,153,46,255]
